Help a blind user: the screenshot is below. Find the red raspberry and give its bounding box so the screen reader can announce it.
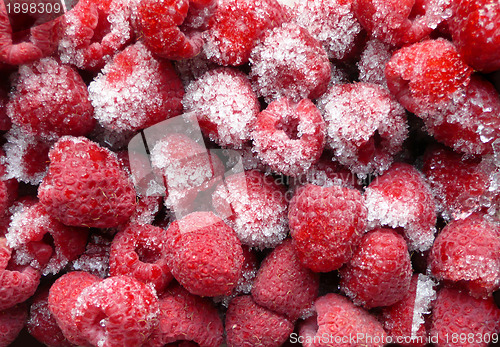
[212,170,288,249]
[88,42,184,133]
[165,211,244,297]
[353,0,451,46]
[59,0,132,70]
[340,228,412,308]
[288,184,367,272]
[317,82,408,177]
[448,0,500,73]
[0,304,27,347]
[251,239,320,321]
[385,39,472,117]
[299,293,387,347]
[69,233,112,278]
[146,284,224,347]
[429,213,500,298]
[38,136,137,228]
[6,58,95,140]
[249,23,331,103]
[204,0,286,66]
[252,97,326,177]
[183,68,260,148]
[110,224,173,293]
[364,163,437,252]
[357,39,393,89]
[225,295,294,347]
[381,274,437,347]
[430,287,500,347]
[0,237,9,270]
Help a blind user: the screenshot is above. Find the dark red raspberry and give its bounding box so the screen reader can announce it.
[6,58,95,140]
[38,136,137,228]
[69,233,112,278]
[146,284,224,347]
[364,163,437,252]
[340,228,412,308]
[204,0,286,66]
[299,293,387,347]
[225,295,294,347]
[0,303,27,347]
[357,39,393,88]
[429,213,500,298]
[252,97,326,177]
[288,184,367,272]
[165,211,244,297]
[251,239,319,321]
[183,68,260,148]
[381,274,437,347]
[250,23,331,102]
[88,42,184,133]
[430,287,500,347]
[212,170,288,249]
[59,0,132,70]
[110,224,173,293]
[317,82,408,177]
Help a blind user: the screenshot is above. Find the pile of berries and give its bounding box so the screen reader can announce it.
[0,0,499,346]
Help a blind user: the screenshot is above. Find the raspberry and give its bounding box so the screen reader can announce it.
[317,82,408,177]
[69,233,112,278]
[6,58,95,140]
[364,162,437,252]
[0,237,9,270]
[212,170,288,249]
[249,23,331,103]
[448,0,500,73]
[109,224,173,293]
[429,213,500,298]
[59,0,132,70]
[225,295,294,347]
[381,274,437,347]
[357,39,393,89]
[88,42,184,133]
[204,0,286,66]
[6,202,89,275]
[38,136,137,228]
[288,184,367,272]
[299,293,387,347]
[430,287,500,347]
[292,0,364,61]
[165,211,244,297]
[0,304,27,347]
[146,284,224,347]
[251,239,320,321]
[183,68,260,148]
[340,228,412,308]
[128,195,162,226]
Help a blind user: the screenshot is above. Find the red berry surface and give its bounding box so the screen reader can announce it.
[0,304,27,347]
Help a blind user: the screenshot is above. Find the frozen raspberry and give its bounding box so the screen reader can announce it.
[292,0,364,61]
[0,303,27,347]
[225,295,294,347]
[165,211,244,297]
[0,237,9,270]
[317,82,408,177]
[430,287,500,347]
[69,233,112,278]
[288,184,367,272]
[385,39,472,117]
[353,0,452,46]
[6,58,95,140]
[59,0,132,70]
[381,274,437,347]
[250,23,331,103]
[340,228,412,308]
[183,68,260,148]
[128,195,162,226]
[448,0,500,73]
[251,97,325,177]
[251,239,319,320]
[212,170,288,249]
[0,262,40,311]
[364,162,437,252]
[204,0,286,66]
[300,293,387,347]
[38,136,137,228]
[357,39,393,88]
[429,213,500,298]
[110,224,173,293]
[88,42,184,133]
[146,284,224,347]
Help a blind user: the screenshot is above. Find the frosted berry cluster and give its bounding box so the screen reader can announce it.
[0,0,499,346]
